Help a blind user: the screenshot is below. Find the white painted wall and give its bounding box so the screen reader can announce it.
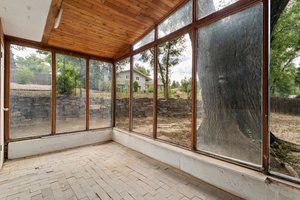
[8,129,113,159]
[117,71,148,91]
[0,0,51,41]
[133,72,147,91]
[113,129,300,200]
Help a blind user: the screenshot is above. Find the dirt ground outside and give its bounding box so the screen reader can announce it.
[270,112,300,177]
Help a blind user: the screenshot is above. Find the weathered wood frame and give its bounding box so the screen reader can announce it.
[113,0,275,179]
[4,36,114,142]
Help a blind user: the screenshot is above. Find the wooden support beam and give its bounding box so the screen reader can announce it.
[4,42,10,142]
[112,62,116,127]
[129,47,133,131]
[0,18,4,47]
[51,50,56,135]
[42,0,63,44]
[191,0,197,150]
[262,0,270,174]
[86,59,90,131]
[153,26,158,139]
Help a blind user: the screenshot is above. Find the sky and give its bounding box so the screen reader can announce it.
[11,45,37,58]
[134,34,192,82]
[293,56,300,68]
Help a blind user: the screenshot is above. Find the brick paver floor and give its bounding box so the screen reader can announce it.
[0,142,243,200]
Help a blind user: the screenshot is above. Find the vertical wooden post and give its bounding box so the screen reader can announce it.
[4,42,10,142]
[51,50,56,135]
[86,58,89,131]
[191,0,197,150]
[262,0,270,174]
[153,26,158,139]
[129,46,133,131]
[112,62,116,127]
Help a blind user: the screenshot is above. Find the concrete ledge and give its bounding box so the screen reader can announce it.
[113,128,300,200]
[8,129,112,159]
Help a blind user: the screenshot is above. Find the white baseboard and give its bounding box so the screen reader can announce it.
[8,129,112,159]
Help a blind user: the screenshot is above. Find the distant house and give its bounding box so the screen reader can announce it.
[116,69,163,92]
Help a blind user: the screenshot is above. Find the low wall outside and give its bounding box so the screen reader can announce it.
[270,97,300,115]
[10,95,111,127]
[116,98,202,118]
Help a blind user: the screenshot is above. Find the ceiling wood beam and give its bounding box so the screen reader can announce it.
[42,0,63,44]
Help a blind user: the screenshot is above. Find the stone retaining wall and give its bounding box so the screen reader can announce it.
[116,98,202,118]
[10,96,111,126]
[10,96,201,127]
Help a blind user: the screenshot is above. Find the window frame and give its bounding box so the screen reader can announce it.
[4,38,114,142]
[113,0,277,183]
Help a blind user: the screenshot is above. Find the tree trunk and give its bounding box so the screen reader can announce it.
[196,0,290,163]
[271,0,290,33]
[164,42,172,99]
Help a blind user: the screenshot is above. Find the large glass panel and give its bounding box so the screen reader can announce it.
[196,4,263,165]
[157,33,192,147]
[56,54,86,133]
[9,45,52,139]
[197,0,238,19]
[270,0,300,179]
[158,0,192,38]
[133,30,155,50]
[132,49,154,135]
[116,58,130,130]
[89,60,112,129]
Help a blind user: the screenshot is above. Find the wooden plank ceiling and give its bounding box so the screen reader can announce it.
[42,0,186,59]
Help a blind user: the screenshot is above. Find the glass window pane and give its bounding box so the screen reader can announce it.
[133,30,155,50]
[158,0,192,38]
[196,4,263,165]
[9,45,52,139]
[197,0,238,19]
[157,33,192,147]
[270,0,300,179]
[133,49,154,135]
[116,58,130,130]
[89,60,112,129]
[56,54,86,133]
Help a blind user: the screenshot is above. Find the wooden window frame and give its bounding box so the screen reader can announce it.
[4,37,114,142]
[112,0,280,183]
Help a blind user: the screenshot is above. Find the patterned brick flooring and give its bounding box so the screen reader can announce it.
[0,142,243,200]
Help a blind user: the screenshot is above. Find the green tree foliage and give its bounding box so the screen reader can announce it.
[133,81,139,92]
[141,36,186,99]
[15,67,33,84]
[171,80,180,89]
[116,58,129,73]
[134,63,150,76]
[139,2,191,99]
[56,64,80,95]
[271,0,300,97]
[89,60,111,92]
[180,77,192,97]
[56,56,85,96]
[13,49,51,85]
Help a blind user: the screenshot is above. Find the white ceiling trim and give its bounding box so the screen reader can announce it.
[0,0,51,42]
